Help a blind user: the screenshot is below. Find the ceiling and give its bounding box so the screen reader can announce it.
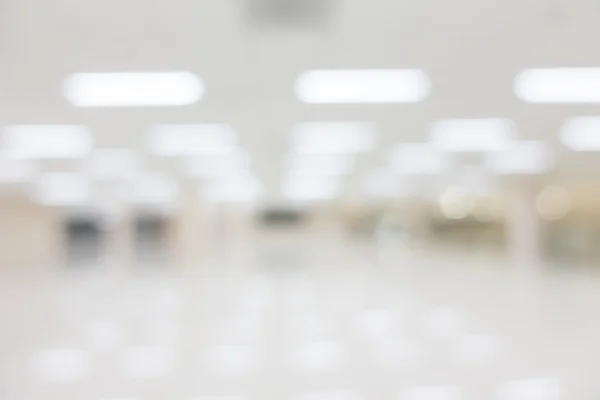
[1,0,600,205]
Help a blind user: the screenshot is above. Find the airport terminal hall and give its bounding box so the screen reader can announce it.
[2,0,600,399]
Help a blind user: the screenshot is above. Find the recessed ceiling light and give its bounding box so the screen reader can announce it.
[390,143,445,175]
[430,118,516,152]
[486,141,553,175]
[291,122,376,154]
[559,117,600,151]
[3,125,92,159]
[64,72,203,107]
[149,124,236,157]
[515,68,600,103]
[295,69,430,103]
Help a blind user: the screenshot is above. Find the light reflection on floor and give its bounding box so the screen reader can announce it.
[0,243,599,400]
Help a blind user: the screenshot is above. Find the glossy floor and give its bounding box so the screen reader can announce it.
[1,240,599,400]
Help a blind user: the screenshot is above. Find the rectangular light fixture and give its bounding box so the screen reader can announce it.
[430,118,516,152]
[149,124,236,157]
[389,143,445,175]
[514,68,600,103]
[3,125,92,159]
[485,141,553,175]
[295,69,430,103]
[64,72,203,107]
[559,117,600,151]
[291,122,376,154]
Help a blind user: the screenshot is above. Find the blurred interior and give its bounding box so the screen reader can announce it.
[2,1,600,399]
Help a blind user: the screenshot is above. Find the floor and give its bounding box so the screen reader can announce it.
[1,235,599,400]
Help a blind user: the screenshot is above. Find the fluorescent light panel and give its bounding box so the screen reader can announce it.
[149,124,236,157]
[3,125,92,159]
[291,122,376,154]
[515,68,600,103]
[560,117,600,150]
[295,69,430,103]
[430,118,516,152]
[390,143,445,175]
[64,72,203,107]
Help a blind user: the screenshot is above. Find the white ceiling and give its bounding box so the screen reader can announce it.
[1,0,600,204]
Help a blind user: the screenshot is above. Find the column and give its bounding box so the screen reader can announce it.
[506,182,542,269]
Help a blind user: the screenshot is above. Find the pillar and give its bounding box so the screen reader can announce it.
[505,183,542,269]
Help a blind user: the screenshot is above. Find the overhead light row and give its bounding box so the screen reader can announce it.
[61,68,600,107]
[148,124,263,202]
[389,119,554,176]
[0,123,261,205]
[30,171,263,208]
[0,116,597,166]
[0,124,243,159]
[284,116,600,201]
[282,122,377,202]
